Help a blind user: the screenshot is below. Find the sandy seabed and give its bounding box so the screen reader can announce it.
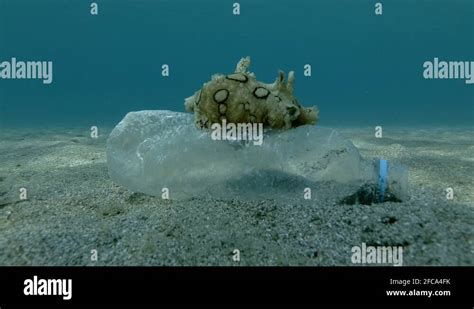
[0,126,472,266]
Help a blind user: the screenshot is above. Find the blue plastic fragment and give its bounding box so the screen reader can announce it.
[379,159,388,202]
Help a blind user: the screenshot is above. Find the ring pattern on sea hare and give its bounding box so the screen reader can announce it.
[226,73,248,83]
[214,89,229,103]
[253,87,270,99]
[218,103,227,114]
[287,106,298,116]
[213,89,229,104]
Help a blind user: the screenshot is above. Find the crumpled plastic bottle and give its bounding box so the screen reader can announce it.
[107,110,408,202]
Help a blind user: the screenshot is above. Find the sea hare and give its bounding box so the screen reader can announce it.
[184,56,319,130]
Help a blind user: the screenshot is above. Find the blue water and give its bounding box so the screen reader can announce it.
[1,0,473,127]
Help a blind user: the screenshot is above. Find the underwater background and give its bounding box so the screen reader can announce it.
[0,0,473,128]
[1,0,473,267]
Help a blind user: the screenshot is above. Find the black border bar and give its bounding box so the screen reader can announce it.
[0,266,473,305]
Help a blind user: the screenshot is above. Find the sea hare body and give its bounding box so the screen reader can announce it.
[184,57,319,130]
[107,110,370,199]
